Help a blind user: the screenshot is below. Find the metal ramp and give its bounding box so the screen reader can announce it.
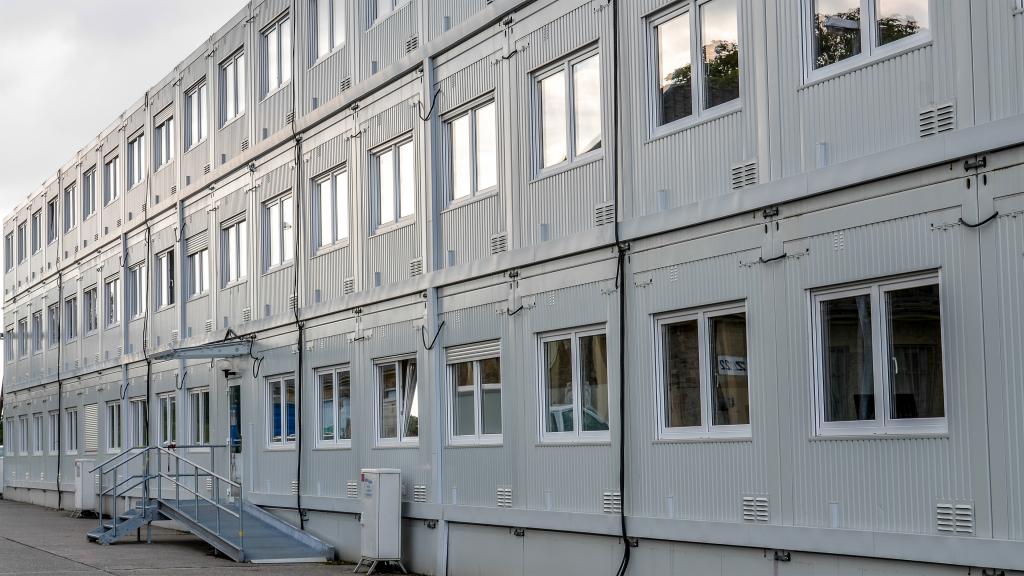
[86,446,334,563]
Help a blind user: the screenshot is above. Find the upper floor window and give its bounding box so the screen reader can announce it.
[314,169,349,250]
[63,183,77,233]
[448,100,498,202]
[651,0,739,129]
[103,156,120,205]
[154,117,174,170]
[4,327,13,362]
[263,195,294,270]
[106,401,122,452]
[314,0,346,59]
[127,133,145,188]
[3,233,11,272]
[540,328,609,441]
[267,375,297,446]
[156,250,175,309]
[317,366,352,446]
[221,51,246,125]
[373,139,415,229]
[184,81,208,150]
[17,317,28,358]
[222,219,247,285]
[188,248,210,297]
[376,357,418,444]
[83,286,99,335]
[16,222,26,263]
[47,303,60,347]
[537,51,602,170]
[46,197,59,244]
[262,16,292,97]
[656,303,750,439]
[808,0,929,77]
[104,276,120,327]
[447,342,503,444]
[64,296,78,341]
[372,0,408,24]
[31,311,43,353]
[127,263,147,319]
[189,388,211,445]
[811,272,945,436]
[82,168,96,219]
[30,210,41,254]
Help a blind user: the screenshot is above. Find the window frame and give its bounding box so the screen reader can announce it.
[445,98,499,205]
[221,218,248,287]
[127,131,146,189]
[32,413,44,455]
[104,276,120,328]
[158,393,177,447]
[83,285,99,336]
[374,356,419,446]
[537,326,611,444]
[187,247,210,299]
[262,194,295,272]
[106,401,122,453]
[103,156,120,205]
[17,415,28,455]
[46,197,59,244]
[266,374,297,448]
[47,303,60,348]
[64,295,78,342]
[155,250,175,309]
[371,138,416,231]
[17,317,28,358]
[16,221,26,264]
[3,233,12,272]
[315,365,353,448]
[65,407,79,455]
[312,0,346,62]
[220,50,247,127]
[534,48,603,175]
[128,397,148,448]
[446,342,503,446]
[184,80,209,151]
[312,167,350,252]
[48,411,60,454]
[809,271,947,437]
[370,0,410,26]
[188,388,211,448]
[127,262,147,319]
[82,168,97,220]
[261,14,292,99]
[4,327,13,363]
[30,210,41,254]
[154,117,175,171]
[31,310,43,354]
[63,183,77,234]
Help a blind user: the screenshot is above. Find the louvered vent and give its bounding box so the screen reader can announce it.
[731,160,758,190]
[347,482,358,498]
[205,319,213,333]
[742,495,770,522]
[170,330,179,345]
[203,163,211,175]
[489,233,507,254]
[936,502,974,534]
[290,480,299,495]
[116,218,122,227]
[241,138,250,151]
[593,202,615,226]
[206,477,213,492]
[242,307,252,322]
[496,487,513,508]
[409,258,423,277]
[406,36,419,53]
[285,110,295,124]
[170,185,177,195]
[343,277,355,294]
[919,102,956,138]
[289,293,298,311]
[94,353,100,364]
[413,485,427,503]
[602,491,622,514]
[341,77,352,91]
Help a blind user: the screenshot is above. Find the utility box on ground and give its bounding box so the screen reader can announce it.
[358,468,403,573]
[74,459,96,512]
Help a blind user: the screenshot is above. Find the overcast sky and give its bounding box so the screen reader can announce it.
[0,0,247,391]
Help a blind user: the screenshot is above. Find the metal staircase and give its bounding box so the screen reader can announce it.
[85,445,334,563]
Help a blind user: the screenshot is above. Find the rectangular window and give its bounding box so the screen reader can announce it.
[262,16,292,97]
[538,51,602,170]
[808,0,929,75]
[16,222,26,263]
[128,398,148,448]
[154,117,175,169]
[127,133,145,188]
[447,343,502,444]
[540,328,609,441]
[66,408,79,454]
[656,304,749,438]
[104,277,120,327]
[376,357,418,444]
[812,273,945,435]
[448,100,498,202]
[372,0,408,23]
[314,170,349,249]
[128,263,147,319]
[18,415,28,454]
[373,139,415,228]
[267,376,297,446]
[64,296,78,341]
[31,210,41,254]
[33,413,44,454]
[47,197,59,244]
[48,411,59,454]
[221,51,246,125]
[263,195,294,270]
[189,388,210,445]
[3,234,11,272]
[17,318,27,358]
[103,156,120,205]
[83,286,98,335]
[184,82,208,150]
[106,402,122,452]
[158,393,177,446]
[82,168,96,219]
[317,366,352,446]
[47,303,60,347]
[4,327,12,362]
[63,183,77,233]
[156,250,175,308]
[188,248,210,297]
[222,220,248,285]
[31,311,43,353]
[314,0,346,59]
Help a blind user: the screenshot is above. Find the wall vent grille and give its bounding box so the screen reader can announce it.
[205,319,213,333]
[290,480,299,495]
[170,185,177,194]
[936,502,974,534]
[170,330,178,346]
[242,307,252,322]
[343,277,355,294]
[496,487,513,508]
[731,160,758,190]
[919,102,956,138]
[289,293,298,311]
[285,110,294,124]
[602,492,622,514]
[406,36,419,53]
[489,232,507,254]
[203,163,211,175]
[341,77,352,91]
[241,138,250,151]
[594,202,615,226]
[413,485,427,503]
[742,495,770,522]
[347,482,358,498]
[409,258,423,277]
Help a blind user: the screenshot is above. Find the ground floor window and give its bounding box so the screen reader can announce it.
[540,327,609,442]
[447,341,502,444]
[317,366,351,446]
[128,398,148,447]
[106,402,122,452]
[267,375,297,446]
[376,357,418,444]
[189,388,210,445]
[158,393,177,446]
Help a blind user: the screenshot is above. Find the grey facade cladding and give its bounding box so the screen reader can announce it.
[3,0,1024,575]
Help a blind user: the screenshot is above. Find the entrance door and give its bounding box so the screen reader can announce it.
[227,380,243,494]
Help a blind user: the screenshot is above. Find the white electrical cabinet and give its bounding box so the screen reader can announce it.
[74,459,96,512]
[357,468,404,573]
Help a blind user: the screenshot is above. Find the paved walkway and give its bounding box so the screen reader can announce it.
[0,499,384,575]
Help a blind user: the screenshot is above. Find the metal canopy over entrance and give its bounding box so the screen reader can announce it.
[149,340,253,361]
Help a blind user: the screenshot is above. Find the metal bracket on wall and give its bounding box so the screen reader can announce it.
[772,550,791,562]
[963,156,987,171]
[511,527,525,537]
[424,519,437,529]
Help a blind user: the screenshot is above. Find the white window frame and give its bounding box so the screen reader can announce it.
[155,250,175,309]
[4,327,12,363]
[83,285,99,335]
[31,209,41,254]
[534,49,603,174]
[374,356,419,446]
[31,310,43,354]
[64,296,78,342]
[810,272,947,437]
[158,393,177,447]
[654,303,751,440]
[82,168,96,219]
[106,401,122,453]
[261,15,292,98]
[17,415,28,455]
[32,413,44,455]
[313,0,346,61]
[316,365,352,448]
[154,117,175,170]
[802,0,932,83]
[16,222,26,263]
[313,168,349,251]
[263,194,294,271]
[221,219,248,286]
[127,132,146,189]
[46,197,59,244]
[17,317,28,358]
[185,81,208,150]
[3,233,11,272]
[445,98,499,204]
[187,248,210,298]
[47,303,60,347]
[128,398,148,448]
[65,408,79,455]
[63,183,77,234]
[266,375,297,448]
[371,0,410,25]
[104,276,120,328]
[48,411,60,454]
[372,138,416,230]
[220,50,246,126]
[128,263,147,319]
[188,388,211,448]
[104,156,120,205]
[537,327,610,443]
[446,342,503,446]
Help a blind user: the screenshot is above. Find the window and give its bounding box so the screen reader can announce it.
[47,303,60,347]
[538,51,602,170]
[31,210,41,254]
[128,263,147,319]
[127,132,145,188]
[372,0,408,23]
[103,156,120,205]
[17,317,27,358]
[448,101,498,202]
[189,389,210,445]
[263,195,294,270]
[17,416,28,455]
[313,0,346,59]
[156,250,175,308]
[540,328,609,441]
[83,286,98,335]
[63,183,77,233]
[222,220,248,285]
[104,277,120,327]
[158,393,177,446]
[31,311,43,353]
[16,222,26,263]
[811,273,945,436]
[106,402,122,452]
[656,304,750,439]
[317,366,352,446]
[66,408,79,454]
[3,233,11,272]
[188,248,210,297]
[47,197,58,244]
[314,170,349,249]
[64,296,78,341]
[48,411,59,454]
[262,16,292,97]
[32,414,44,454]
[651,0,739,129]
[221,51,246,125]
[373,140,415,228]
[807,0,929,76]
[447,343,502,444]
[376,357,418,444]
[128,398,149,447]
[154,117,175,170]
[267,376,297,446]
[184,82,208,150]
[82,168,96,219]
[4,327,12,362]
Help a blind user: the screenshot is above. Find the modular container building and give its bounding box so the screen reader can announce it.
[3,0,1024,573]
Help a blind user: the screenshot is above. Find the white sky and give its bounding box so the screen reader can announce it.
[0,0,248,392]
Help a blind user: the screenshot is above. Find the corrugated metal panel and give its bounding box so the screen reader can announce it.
[427,0,490,40]
[361,1,419,80]
[440,194,502,268]
[367,223,418,287]
[985,0,1024,120]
